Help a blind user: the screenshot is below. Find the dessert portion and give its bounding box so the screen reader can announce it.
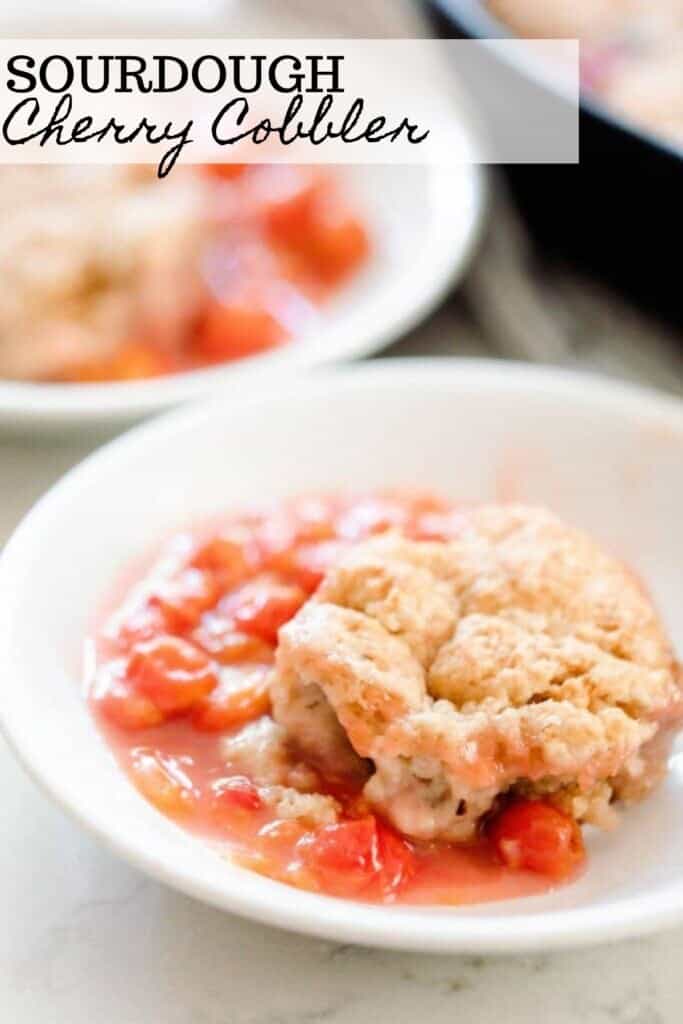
[0,164,369,382]
[0,167,205,381]
[274,508,680,844]
[90,493,681,904]
[488,0,683,148]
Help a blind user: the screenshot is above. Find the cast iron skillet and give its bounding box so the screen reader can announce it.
[427,0,682,326]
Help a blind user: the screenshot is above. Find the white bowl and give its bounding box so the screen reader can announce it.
[0,164,484,433]
[1,359,682,953]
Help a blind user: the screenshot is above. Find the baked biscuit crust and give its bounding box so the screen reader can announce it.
[273,506,681,841]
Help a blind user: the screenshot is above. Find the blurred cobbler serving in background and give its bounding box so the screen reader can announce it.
[0,163,369,382]
[489,0,683,147]
[89,492,682,905]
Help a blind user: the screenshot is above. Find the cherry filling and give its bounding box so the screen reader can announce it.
[488,800,585,880]
[63,166,369,383]
[90,492,586,905]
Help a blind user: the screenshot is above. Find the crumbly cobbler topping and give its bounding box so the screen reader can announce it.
[0,166,205,379]
[272,505,681,841]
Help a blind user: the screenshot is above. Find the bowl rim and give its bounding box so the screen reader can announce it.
[429,0,683,165]
[0,163,486,432]
[2,358,683,954]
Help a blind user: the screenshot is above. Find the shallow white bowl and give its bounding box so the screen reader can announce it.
[1,359,682,953]
[0,164,484,433]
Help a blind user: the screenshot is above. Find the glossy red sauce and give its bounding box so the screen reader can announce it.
[61,165,369,383]
[88,492,583,904]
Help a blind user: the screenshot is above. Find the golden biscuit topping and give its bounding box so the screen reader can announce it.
[272,506,681,841]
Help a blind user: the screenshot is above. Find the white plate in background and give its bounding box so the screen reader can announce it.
[0,162,484,432]
[0,3,485,432]
[1,359,682,953]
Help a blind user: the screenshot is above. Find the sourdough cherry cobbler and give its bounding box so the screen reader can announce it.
[89,493,682,904]
[0,164,368,382]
